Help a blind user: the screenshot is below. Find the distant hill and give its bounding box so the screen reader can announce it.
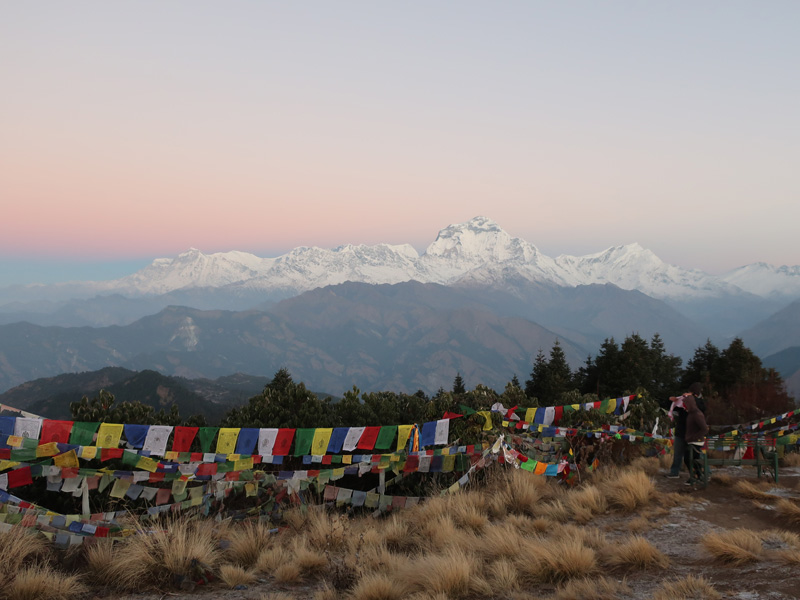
[740,300,800,357]
[763,346,800,402]
[0,368,274,424]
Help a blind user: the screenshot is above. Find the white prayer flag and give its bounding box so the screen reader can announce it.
[343,427,365,452]
[258,428,278,455]
[142,425,172,457]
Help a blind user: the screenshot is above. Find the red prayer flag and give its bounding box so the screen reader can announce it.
[357,426,381,450]
[553,406,563,425]
[442,411,463,420]
[196,463,217,476]
[171,427,199,453]
[272,429,295,456]
[7,467,32,488]
[403,455,419,472]
[40,420,74,444]
[155,488,171,505]
[100,448,123,461]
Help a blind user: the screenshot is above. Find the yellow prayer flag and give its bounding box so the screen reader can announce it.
[245,482,257,497]
[342,455,352,464]
[36,442,60,458]
[311,428,333,456]
[332,467,345,480]
[234,457,253,472]
[164,451,179,461]
[0,460,20,471]
[136,456,159,473]
[478,411,492,431]
[216,428,240,454]
[525,408,537,423]
[80,446,98,460]
[53,450,79,469]
[109,478,131,498]
[172,478,187,495]
[96,423,124,449]
[396,424,413,452]
[6,435,22,448]
[228,454,241,461]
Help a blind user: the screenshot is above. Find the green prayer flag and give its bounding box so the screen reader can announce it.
[459,404,477,416]
[197,427,219,453]
[70,422,99,446]
[375,426,397,451]
[294,428,315,457]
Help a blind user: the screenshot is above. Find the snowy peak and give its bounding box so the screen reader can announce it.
[424,216,541,264]
[555,243,738,298]
[28,216,798,303]
[114,249,274,295]
[722,263,800,299]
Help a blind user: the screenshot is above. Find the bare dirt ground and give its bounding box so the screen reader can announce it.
[91,465,800,600]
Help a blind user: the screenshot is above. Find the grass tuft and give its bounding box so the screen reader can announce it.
[551,575,631,600]
[701,528,763,564]
[733,480,777,501]
[604,535,669,571]
[351,573,409,600]
[600,469,654,512]
[782,451,800,467]
[219,564,257,589]
[225,520,273,568]
[4,564,86,600]
[651,574,721,600]
[775,498,800,526]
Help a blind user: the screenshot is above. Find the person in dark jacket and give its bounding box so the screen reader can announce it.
[665,382,705,479]
[683,392,709,484]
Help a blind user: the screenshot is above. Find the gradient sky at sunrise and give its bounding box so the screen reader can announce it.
[2,2,799,285]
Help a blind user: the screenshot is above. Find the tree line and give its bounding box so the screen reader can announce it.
[71,335,795,429]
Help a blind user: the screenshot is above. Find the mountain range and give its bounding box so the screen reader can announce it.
[1,217,799,399]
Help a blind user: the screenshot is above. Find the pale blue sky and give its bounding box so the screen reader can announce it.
[1,2,799,286]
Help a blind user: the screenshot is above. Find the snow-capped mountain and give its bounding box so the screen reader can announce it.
[721,263,800,300]
[554,244,743,299]
[2,217,798,306]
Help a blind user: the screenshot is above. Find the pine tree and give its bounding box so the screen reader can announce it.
[544,340,573,404]
[452,373,466,395]
[525,349,548,400]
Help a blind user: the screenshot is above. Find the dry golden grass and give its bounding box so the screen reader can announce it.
[3,564,86,600]
[603,535,669,571]
[260,593,296,600]
[255,544,288,574]
[651,574,721,600]
[85,518,219,591]
[551,523,607,551]
[0,526,50,585]
[480,522,533,560]
[564,484,607,523]
[733,479,778,501]
[304,508,347,550]
[783,451,800,467]
[711,472,735,486]
[224,520,273,568]
[630,455,661,475]
[219,564,257,588]
[397,548,490,598]
[760,528,800,549]
[350,573,409,600]
[273,562,302,583]
[290,537,329,574]
[311,584,338,600]
[450,498,489,533]
[550,575,631,600]
[518,537,597,583]
[775,549,800,565]
[496,468,553,516]
[702,528,764,564]
[487,557,521,591]
[658,452,674,470]
[600,468,654,512]
[775,498,800,525]
[626,516,652,533]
